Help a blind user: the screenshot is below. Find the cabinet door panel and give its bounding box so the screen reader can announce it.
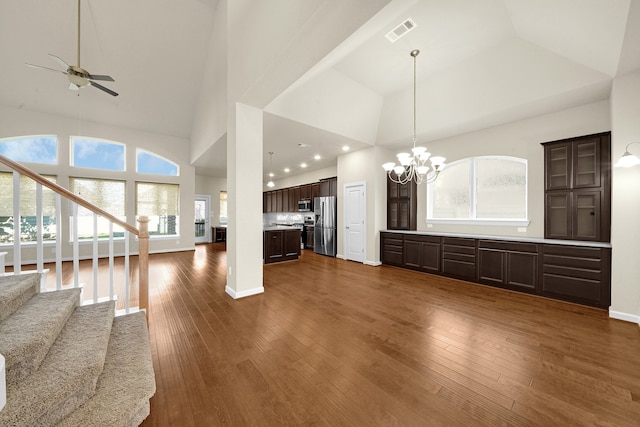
[264,231,284,262]
[573,190,601,241]
[505,251,538,291]
[403,240,421,269]
[545,193,571,239]
[573,138,600,188]
[284,230,301,256]
[546,143,571,190]
[420,242,441,273]
[478,248,504,285]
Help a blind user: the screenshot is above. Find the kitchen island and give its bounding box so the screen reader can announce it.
[264,226,301,264]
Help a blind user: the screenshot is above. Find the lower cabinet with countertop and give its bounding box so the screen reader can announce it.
[381,231,611,309]
[264,227,301,264]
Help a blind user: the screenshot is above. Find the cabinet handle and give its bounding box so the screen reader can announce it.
[590,212,595,216]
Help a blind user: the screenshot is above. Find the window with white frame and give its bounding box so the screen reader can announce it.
[427,156,528,225]
[71,137,125,171]
[69,177,126,240]
[136,149,179,176]
[0,173,57,243]
[0,135,58,164]
[136,182,180,237]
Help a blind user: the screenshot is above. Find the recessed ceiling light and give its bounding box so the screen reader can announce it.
[342,145,350,152]
[268,172,274,177]
[301,163,307,168]
[284,168,290,173]
[314,154,321,160]
[298,143,310,148]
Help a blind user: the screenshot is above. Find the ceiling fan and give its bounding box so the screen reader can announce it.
[25,0,118,97]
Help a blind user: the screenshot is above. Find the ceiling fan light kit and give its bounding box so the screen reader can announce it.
[25,0,118,97]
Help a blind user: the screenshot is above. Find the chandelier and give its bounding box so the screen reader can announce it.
[382,49,446,185]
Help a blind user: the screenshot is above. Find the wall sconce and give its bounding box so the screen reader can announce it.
[614,142,640,168]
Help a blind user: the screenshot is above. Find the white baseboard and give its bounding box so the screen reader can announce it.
[0,353,5,412]
[225,285,264,299]
[609,309,640,325]
[336,253,345,260]
[364,260,382,266]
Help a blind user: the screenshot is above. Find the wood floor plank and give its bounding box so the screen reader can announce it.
[39,243,640,426]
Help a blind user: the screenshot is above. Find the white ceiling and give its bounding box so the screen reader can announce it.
[1,0,638,180]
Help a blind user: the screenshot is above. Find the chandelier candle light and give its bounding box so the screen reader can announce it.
[382,49,446,185]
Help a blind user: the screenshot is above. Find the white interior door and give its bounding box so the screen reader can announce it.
[194,195,210,244]
[344,183,365,263]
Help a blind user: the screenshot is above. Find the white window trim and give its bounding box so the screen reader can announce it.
[427,156,528,226]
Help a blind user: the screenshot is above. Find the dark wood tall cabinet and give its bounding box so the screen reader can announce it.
[387,177,417,230]
[542,132,611,242]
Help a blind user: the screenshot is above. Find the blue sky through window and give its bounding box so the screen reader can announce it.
[137,150,179,176]
[0,136,57,164]
[72,138,125,171]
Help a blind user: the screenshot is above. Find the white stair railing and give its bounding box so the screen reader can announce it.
[0,154,149,314]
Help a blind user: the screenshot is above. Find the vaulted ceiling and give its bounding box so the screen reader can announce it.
[1,0,638,179]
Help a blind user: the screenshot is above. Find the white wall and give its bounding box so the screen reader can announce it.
[610,70,640,323]
[337,146,392,264]
[415,101,611,237]
[0,105,196,264]
[195,175,227,227]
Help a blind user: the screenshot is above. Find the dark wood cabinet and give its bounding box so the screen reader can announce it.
[403,235,440,273]
[542,132,610,242]
[380,231,610,309]
[281,188,289,212]
[477,240,538,293]
[380,232,404,267]
[319,177,337,197]
[541,244,610,308]
[264,229,301,264]
[387,177,417,230]
[441,237,476,281]
[263,177,336,214]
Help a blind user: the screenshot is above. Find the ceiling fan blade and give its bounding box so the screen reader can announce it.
[90,81,118,97]
[25,63,68,75]
[48,54,70,70]
[88,74,115,82]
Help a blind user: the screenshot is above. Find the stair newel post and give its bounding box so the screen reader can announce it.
[137,216,150,319]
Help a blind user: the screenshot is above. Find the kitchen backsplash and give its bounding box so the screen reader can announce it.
[263,212,307,226]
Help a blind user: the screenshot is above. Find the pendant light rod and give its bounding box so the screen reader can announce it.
[77,0,81,67]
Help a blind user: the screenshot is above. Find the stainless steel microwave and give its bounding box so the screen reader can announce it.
[298,200,311,211]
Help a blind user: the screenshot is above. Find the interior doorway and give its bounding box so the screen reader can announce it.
[194,195,211,244]
[344,182,366,263]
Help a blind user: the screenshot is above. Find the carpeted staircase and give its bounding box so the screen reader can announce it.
[0,272,155,426]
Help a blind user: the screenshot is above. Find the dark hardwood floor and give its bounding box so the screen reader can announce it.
[137,243,640,426]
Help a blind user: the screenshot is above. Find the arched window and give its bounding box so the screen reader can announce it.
[71,137,125,171]
[0,135,57,164]
[427,156,528,225]
[136,149,179,176]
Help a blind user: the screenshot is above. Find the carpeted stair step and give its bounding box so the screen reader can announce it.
[56,311,156,427]
[0,272,41,323]
[0,287,81,386]
[0,300,116,427]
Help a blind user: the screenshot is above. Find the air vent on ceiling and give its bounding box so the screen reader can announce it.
[385,18,417,43]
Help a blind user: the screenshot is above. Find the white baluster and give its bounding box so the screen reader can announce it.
[125,232,130,314]
[73,203,79,288]
[108,222,114,301]
[55,194,62,290]
[12,172,21,274]
[92,213,98,303]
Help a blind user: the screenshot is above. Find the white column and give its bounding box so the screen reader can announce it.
[225,102,264,299]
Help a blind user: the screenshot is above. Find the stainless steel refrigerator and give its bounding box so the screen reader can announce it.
[314,196,336,257]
